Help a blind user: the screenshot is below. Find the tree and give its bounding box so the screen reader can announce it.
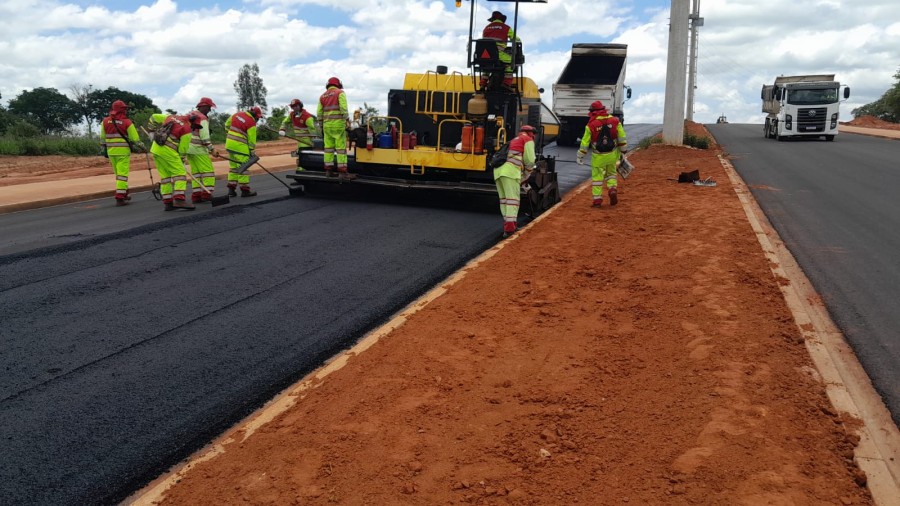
[86,87,159,126]
[362,102,387,134]
[852,67,900,123]
[258,106,286,141]
[8,87,81,135]
[234,63,268,113]
[69,83,97,137]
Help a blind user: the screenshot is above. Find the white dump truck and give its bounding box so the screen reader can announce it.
[552,43,631,146]
[761,74,849,141]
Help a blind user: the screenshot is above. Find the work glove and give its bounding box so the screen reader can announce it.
[278,130,286,137]
[619,146,628,154]
[136,142,147,153]
[576,150,586,165]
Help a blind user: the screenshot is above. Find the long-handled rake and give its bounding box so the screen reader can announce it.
[184,165,231,207]
[214,152,304,197]
[143,152,162,200]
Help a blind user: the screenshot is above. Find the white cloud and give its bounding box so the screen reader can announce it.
[0,0,896,127]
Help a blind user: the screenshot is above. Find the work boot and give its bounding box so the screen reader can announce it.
[592,198,603,208]
[338,171,357,181]
[124,192,132,201]
[200,191,213,202]
[115,199,128,207]
[227,185,238,197]
[609,187,618,206]
[164,201,175,211]
[325,169,337,178]
[240,187,257,198]
[191,193,203,204]
[172,199,195,210]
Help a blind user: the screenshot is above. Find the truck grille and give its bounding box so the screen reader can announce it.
[796,107,827,132]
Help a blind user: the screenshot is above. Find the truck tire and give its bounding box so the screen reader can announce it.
[763,121,769,138]
[824,135,835,141]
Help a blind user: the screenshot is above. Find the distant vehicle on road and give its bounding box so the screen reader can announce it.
[761,74,849,141]
[716,114,728,124]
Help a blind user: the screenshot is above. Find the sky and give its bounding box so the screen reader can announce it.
[0,0,897,127]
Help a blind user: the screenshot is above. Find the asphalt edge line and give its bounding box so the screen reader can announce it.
[125,178,590,505]
[718,153,900,505]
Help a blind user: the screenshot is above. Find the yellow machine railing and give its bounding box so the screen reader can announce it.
[413,71,468,122]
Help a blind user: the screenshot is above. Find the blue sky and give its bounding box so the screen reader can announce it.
[0,0,897,127]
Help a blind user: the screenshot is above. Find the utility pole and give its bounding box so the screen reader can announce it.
[662,0,690,145]
[686,0,703,122]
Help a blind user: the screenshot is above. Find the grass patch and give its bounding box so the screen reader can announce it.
[0,136,102,156]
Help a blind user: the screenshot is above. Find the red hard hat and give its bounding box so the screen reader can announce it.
[249,106,263,119]
[590,100,605,111]
[327,77,343,89]
[196,97,216,109]
[519,125,536,134]
[290,98,303,108]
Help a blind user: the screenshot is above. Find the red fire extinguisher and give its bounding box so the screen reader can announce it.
[366,124,374,151]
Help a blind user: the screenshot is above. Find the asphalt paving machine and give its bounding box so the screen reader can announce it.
[287,0,560,215]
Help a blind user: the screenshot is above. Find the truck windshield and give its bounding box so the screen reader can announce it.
[787,88,838,105]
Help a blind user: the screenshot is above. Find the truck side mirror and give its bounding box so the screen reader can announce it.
[626,87,632,100]
[843,87,850,99]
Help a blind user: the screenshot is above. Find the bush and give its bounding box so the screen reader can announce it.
[683,133,710,149]
[638,135,664,149]
[0,135,103,156]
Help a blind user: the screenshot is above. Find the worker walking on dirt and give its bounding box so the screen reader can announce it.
[577,100,627,207]
[317,77,354,181]
[148,113,204,211]
[100,100,146,206]
[224,106,263,197]
[186,97,218,203]
[495,125,536,238]
[279,99,316,174]
[482,10,519,87]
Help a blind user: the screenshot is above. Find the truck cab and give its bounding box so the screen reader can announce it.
[761,74,850,141]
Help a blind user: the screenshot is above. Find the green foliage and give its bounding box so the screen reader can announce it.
[86,86,159,125]
[234,63,268,113]
[638,135,664,149]
[208,112,231,144]
[362,102,387,134]
[258,106,286,141]
[8,87,81,134]
[0,135,100,156]
[683,133,710,149]
[852,67,900,123]
[129,107,160,145]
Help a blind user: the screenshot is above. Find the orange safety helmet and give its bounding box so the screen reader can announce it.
[196,97,217,109]
[249,106,263,119]
[289,98,303,108]
[326,77,343,89]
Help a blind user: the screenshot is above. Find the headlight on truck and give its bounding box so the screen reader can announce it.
[831,113,838,129]
[785,114,792,130]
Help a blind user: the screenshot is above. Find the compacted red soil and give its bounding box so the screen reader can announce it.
[2,124,880,505]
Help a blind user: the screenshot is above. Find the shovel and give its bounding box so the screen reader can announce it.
[214,152,304,197]
[183,165,230,207]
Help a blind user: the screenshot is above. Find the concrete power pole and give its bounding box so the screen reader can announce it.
[662,0,690,144]
[686,0,703,122]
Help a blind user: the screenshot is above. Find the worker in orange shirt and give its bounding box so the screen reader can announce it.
[224,106,263,197]
[148,113,204,211]
[577,100,627,207]
[317,77,354,180]
[99,100,145,206]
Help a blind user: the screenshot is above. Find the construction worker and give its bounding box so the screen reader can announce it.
[187,97,218,203]
[317,77,354,180]
[224,106,263,197]
[482,10,520,87]
[148,113,204,211]
[577,100,627,207]
[279,99,316,174]
[100,100,145,206]
[495,124,536,238]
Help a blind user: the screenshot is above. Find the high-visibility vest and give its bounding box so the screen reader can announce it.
[101,117,136,156]
[188,110,212,154]
[226,111,257,150]
[287,110,315,140]
[505,132,531,169]
[318,88,347,123]
[586,114,627,151]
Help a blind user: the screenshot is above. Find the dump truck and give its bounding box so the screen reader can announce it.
[761,74,850,141]
[552,43,631,146]
[288,0,561,216]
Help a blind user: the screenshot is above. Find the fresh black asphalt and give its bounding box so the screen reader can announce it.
[708,123,900,428]
[0,125,661,505]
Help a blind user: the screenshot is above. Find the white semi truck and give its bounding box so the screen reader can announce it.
[552,43,631,146]
[761,74,850,141]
